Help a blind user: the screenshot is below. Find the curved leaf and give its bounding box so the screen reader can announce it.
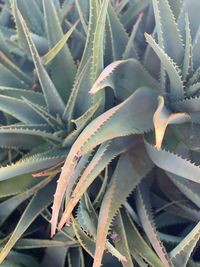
[153,96,190,149]
[0,180,56,264]
[136,181,172,267]
[51,87,157,236]
[93,145,153,267]
[17,9,65,116]
[145,138,200,183]
[145,33,184,100]
[90,59,159,101]
[170,222,200,267]
[43,0,76,100]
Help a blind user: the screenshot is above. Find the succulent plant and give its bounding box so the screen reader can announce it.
[0,0,200,267]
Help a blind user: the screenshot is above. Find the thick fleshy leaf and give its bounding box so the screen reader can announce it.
[145,137,200,183]
[178,0,200,40]
[15,238,77,249]
[183,14,193,79]
[0,87,45,106]
[0,95,46,124]
[122,211,165,267]
[153,96,190,149]
[174,96,200,123]
[75,194,128,262]
[43,0,77,101]
[107,3,128,60]
[51,87,157,236]
[122,12,144,60]
[136,181,172,267]
[192,27,200,71]
[170,222,200,267]
[77,0,99,74]
[112,212,134,267]
[0,51,32,87]
[17,9,65,116]
[15,0,44,35]
[91,0,109,82]
[42,20,79,66]
[58,136,138,230]
[0,180,56,264]
[152,0,184,64]
[121,0,150,29]
[90,59,159,101]
[0,174,42,198]
[0,175,54,226]
[0,149,67,181]
[168,172,200,208]
[93,146,153,267]
[145,33,184,100]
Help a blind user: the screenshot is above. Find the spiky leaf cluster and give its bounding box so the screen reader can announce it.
[0,0,200,267]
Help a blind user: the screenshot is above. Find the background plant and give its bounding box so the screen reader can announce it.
[0,0,199,267]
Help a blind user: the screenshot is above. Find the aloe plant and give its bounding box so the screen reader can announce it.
[0,0,199,266]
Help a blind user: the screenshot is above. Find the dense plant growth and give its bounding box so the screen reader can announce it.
[0,0,199,266]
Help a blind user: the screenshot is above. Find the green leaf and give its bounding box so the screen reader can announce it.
[0,63,27,88]
[0,175,54,226]
[72,217,96,258]
[183,14,193,79]
[152,0,184,64]
[93,146,153,267]
[90,59,159,101]
[58,136,139,230]
[76,194,128,262]
[174,96,200,123]
[0,87,45,106]
[122,211,164,267]
[0,127,61,143]
[43,0,77,101]
[0,128,45,149]
[77,0,99,74]
[136,181,172,267]
[122,12,143,60]
[193,29,200,70]
[121,0,150,29]
[153,96,190,150]
[178,0,200,40]
[0,95,46,124]
[112,212,134,267]
[186,83,200,96]
[15,238,77,249]
[145,33,184,100]
[168,172,200,209]
[10,0,32,54]
[0,149,67,181]
[42,20,79,66]
[17,8,65,116]
[51,87,157,236]
[74,0,87,34]
[73,87,157,156]
[0,174,41,198]
[0,179,56,264]
[63,101,101,147]
[170,222,200,267]
[91,0,109,82]
[145,137,200,183]
[0,51,33,87]
[62,59,92,126]
[22,98,61,129]
[15,0,44,35]
[107,3,128,60]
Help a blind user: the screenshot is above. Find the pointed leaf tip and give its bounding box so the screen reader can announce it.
[153,96,190,150]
